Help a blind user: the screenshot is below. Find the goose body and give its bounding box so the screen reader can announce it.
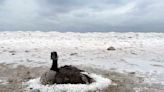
[40,52,93,85]
[40,70,56,85]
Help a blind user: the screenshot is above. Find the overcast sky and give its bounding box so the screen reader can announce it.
[0,0,164,32]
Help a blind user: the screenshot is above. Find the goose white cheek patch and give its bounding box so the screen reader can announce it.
[24,73,112,92]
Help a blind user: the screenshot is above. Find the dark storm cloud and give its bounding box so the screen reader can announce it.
[0,0,164,32]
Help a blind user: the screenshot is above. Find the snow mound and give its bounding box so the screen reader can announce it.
[25,73,112,92]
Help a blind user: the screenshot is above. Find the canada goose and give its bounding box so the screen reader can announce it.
[40,51,93,85]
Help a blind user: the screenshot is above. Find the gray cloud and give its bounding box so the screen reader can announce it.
[0,0,164,32]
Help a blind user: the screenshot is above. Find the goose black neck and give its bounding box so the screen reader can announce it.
[50,59,58,71]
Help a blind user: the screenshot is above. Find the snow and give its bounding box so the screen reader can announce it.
[0,79,8,85]
[25,73,111,92]
[0,31,164,87]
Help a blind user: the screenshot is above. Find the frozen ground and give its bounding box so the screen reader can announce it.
[0,31,164,92]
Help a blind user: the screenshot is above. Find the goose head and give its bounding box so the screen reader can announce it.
[51,51,58,60]
[50,51,58,71]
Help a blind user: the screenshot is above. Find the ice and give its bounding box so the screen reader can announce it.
[0,31,164,85]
